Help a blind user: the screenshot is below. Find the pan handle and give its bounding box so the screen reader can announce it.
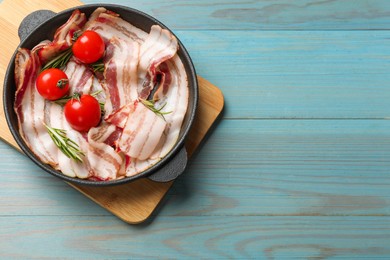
[148,147,188,182]
[18,10,56,41]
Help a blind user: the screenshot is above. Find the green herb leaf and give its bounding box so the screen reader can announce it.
[41,48,73,72]
[140,99,172,121]
[72,30,81,42]
[91,61,104,73]
[54,92,80,106]
[43,122,85,162]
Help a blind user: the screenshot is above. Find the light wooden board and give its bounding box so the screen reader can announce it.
[0,0,224,223]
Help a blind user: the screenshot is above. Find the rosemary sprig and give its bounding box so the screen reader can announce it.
[91,61,104,73]
[43,122,85,162]
[72,30,81,42]
[140,99,172,121]
[89,90,105,112]
[54,92,81,105]
[41,48,73,72]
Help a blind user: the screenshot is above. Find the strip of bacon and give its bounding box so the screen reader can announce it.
[137,25,179,99]
[125,157,159,177]
[84,7,147,44]
[48,103,91,178]
[105,102,135,129]
[33,9,86,63]
[118,102,167,160]
[14,49,59,167]
[64,58,94,94]
[87,123,124,180]
[150,55,189,159]
[54,9,86,45]
[103,37,140,116]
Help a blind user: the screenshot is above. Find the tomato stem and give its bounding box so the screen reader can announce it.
[56,79,69,89]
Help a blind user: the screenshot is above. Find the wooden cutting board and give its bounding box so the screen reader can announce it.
[0,0,224,223]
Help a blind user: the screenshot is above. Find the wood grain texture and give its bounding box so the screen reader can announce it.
[84,0,390,30]
[175,30,390,119]
[1,216,390,258]
[1,0,390,258]
[2,120,390,217]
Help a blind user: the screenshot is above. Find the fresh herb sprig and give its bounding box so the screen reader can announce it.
[140,99,171,120]
[41,48,73,72]
[43,122,85,162]
[91,61,104,73]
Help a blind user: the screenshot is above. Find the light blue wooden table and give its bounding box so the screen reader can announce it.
[1,0,390,258]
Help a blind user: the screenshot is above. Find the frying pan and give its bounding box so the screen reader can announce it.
[3,4,198,186]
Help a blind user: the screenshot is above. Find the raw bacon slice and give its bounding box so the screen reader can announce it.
[103,37,140,116]
[53,9,86,45]
[118,102,167,160]
[105,102,134,129]
[48,103,91,179]
[150,55,189,159]
[84,7,147,44]
[125,157,159,177]
[87,124,124,180]
[33,9,86,63]
[64,58,94,94]
[31,40,68,65]
[137,25,179,99]
[14,49,58,167]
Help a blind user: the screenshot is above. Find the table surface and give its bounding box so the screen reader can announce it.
[1,0,390,258]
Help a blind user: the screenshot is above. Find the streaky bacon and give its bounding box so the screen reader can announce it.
[125,157,159,177]
[64,58,94,94]
[85,7,147,44]
[150,55,189,159]
[105,102,135,129]
[118,102,167,160]
[33,9,86,63]
[54,9,86,44]
[32,40,69,65]
[103,37,139,116]
[48,103,91,178]
[87,123,124,180]
[14,49,59,167]
[137,25,179,99]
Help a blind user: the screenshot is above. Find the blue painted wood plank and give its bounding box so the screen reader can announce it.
[1,1,390,258]
[1,216,390,258]
[0,141,114,216]
[2,119,390,217]
[83,0,390,30]
[166,119,390,216]
[174,30,390,119]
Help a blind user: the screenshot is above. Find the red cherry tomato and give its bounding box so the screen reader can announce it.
[36,68,69,100]
[72,31,105,64]
[64,94,101,132]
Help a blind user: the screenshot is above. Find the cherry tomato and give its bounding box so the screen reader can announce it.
[64,94,101,132]
[72,31,105,64]
[36,68,69,100]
